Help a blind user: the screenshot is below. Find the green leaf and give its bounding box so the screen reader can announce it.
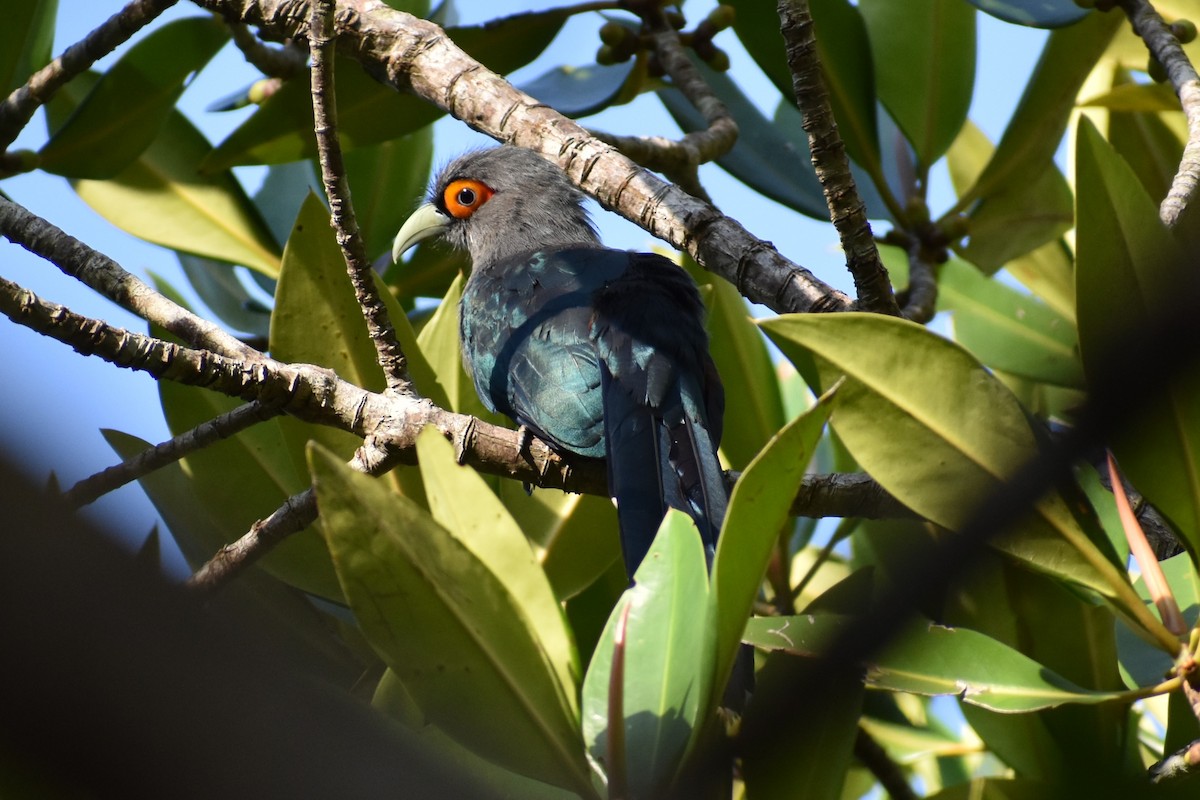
[947,121,1073,273]
[68,105,282,276]
[1109,98,1187,205]
[684,257,786,470]
[537,492,622,602]
[310,444,593,795]
[1080,81,1180,112]
[343,129,434,263]
[729,0,881,175]
[741,650,864,800]
[958,10,1120,214]
[416,271,502,423]
[0,0,56,96]
[1116,552,1200,688]
[707,392,832,713]
[658,56,826,219]
[416,428,580,704]
[1075,119,1200,554]
[271,192,438,500]
[1004,241,1076,322]
[384,240,471,304]
[759,313,1131,605]
[177,253,271,338]
[582,510,712,798]
[520,61,637,118]
[39,17,228,179]
[860,0,975,168]
[938,257,1083,387]
[744,615,1132,711]
[203,12,568,170]
[963,0,1089,28]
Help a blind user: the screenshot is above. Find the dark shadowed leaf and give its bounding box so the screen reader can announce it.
[344,128,434,263]
[40,17,228,179]
[658,57,826,219]
[0,0,56,96]
[963,0,1089,27]
[1075,119,1200,554]
[520,61,637,117]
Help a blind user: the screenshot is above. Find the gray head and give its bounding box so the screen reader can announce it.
[392,146,600,267]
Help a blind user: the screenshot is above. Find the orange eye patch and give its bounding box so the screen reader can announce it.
[442,179,494,219]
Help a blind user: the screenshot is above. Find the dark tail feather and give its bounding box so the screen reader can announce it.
[601,364,668,580]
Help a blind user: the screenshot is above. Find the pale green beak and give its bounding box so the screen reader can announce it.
[391,203,451,263]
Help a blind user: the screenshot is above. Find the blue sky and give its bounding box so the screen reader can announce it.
[0,1,1049,573]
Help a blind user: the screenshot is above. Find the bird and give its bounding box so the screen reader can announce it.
[391,145,728,581]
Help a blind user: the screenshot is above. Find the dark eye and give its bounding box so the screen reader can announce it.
[456,187,476,206]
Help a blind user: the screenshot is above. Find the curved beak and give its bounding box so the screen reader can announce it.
[391,203,451,263]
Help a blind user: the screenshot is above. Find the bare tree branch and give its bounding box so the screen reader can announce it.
[0,0,179,151]
[777,0,899,317]
[226,19,307,78]
[1117,0,1200,227]
[0,195,266,362]
[191,0,852,314]
[186,486,317,594]
[308,0,413,395]
[64,402,284,509]
[593,8,737,203]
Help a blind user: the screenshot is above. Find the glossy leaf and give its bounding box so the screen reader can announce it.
[40,17,228,179]
[684,256,786,470]
[707,392,832,712]
[343,129,434,263]
[311,445,593,795]
[582,510,712,798]
[416,428,580,701]
[938,257,1083,387]
[204,12,568,170]
[947,120,1073,273]
[759,313,1131,605]
[963,0,1088,28]
[0,0,56,96]
[860,0,975,168]
[68,107,281,276]
[744,615,1131,711]
[658,56,826,219]
[271,192,441,500]
[520,61,637,118]
[1075,119,1200,554]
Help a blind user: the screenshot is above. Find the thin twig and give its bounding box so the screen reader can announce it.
[308,0,413,395]
[777,0,899,317]
[226,19,307,78]
[0,195,265,362]
[594,8,738,202]
[854,726,917,800]
[64,402,284,508]
[1106,451,1187,635]
[1117,0,1200,227]
[186,487,317,594]
[898,241,938,323]
[186,437,403,594]
[0,0,179,151]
